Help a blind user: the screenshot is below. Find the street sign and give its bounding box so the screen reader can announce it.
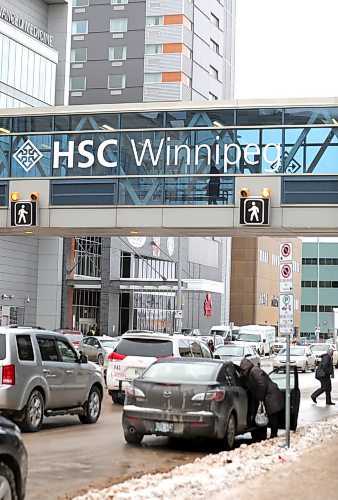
[279,242,293,262]
[10,201,37,227]
[279,263,293,292]
[279,293,294,335]
[239,197,270,225]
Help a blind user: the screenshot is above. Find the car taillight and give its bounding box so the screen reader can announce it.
[192,390,225,402]
[125,384,145,399]
[108,352,126,362]
[2,365,15,385]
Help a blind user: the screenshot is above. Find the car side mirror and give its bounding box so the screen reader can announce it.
[79,353,88,363]
[213,354,220,359]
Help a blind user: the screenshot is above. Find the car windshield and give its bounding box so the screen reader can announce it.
[100,339,118,348]
[143,361,219,383]
[65,334,83,342]
[310,344,330,351]
[115,338,173,357]
[237,333,261,342]
[215,346,244,357]
[279,347,305,356]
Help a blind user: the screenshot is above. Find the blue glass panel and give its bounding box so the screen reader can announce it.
[0,135,10,178]
[285,107,338,125]
[120,131,165,176]
[118,177,164,205]
[165,109,235,128]
[237,129,260,143]
[11,135,52,177]
[54,113,120,132]
[0,118,11,134]
[52,133,119,177]
[285,128,305,143]
[164,176,234,205]
[305,127,333,143]
[305,145,338,174]
[121,112,164,129]
[12,116,53,133]
[262,128,283,143]
[284,146,304,174]
[236,108,283,125]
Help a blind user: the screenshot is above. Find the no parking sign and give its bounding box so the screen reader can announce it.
[279,242,293,262]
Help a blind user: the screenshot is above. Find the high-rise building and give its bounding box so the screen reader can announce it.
[70,0,235,104]
[0,0,71,328]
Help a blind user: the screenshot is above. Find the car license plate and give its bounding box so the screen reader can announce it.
[155,422,173,433]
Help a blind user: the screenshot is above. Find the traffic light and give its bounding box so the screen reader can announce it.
[240,187,250,198]
[261,188,271,198]
[30,192,39,201]
[10,192,20,202]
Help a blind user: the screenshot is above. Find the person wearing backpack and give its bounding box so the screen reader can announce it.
[311,347,335,405]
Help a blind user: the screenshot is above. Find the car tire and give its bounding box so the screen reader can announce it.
[20,389,44,433]
[302,362,308,373]
[0,462,18,500]
[223,413,236,450]
[251,427,267,442]
[97,354,104,366]
[111,391,124,405]
[124,429,144,444]
[79,386,102,424]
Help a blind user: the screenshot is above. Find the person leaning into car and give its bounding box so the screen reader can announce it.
[311,347,335,405]
[239,358,285,439]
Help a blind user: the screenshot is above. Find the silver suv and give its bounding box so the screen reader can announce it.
[0,327,104,432]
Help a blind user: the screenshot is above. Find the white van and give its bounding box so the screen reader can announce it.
[207,325,240,343]
[235,325,276,356]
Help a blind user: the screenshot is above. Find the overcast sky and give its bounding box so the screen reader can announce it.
[235,0,338,99]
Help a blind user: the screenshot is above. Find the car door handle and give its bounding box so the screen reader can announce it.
[66,370,73,374]
[43,370,56,378]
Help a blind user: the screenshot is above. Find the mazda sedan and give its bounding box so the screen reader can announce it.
[122,358,300,449]
[214,344,261,367]
[273,346,316,372]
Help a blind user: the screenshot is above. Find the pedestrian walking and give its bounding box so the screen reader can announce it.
[207,339,215,352]
[239,358,285,438]
[207,165,220,205]
[311,347,335,405]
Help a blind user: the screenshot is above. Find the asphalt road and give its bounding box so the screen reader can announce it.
[22,362,338,500]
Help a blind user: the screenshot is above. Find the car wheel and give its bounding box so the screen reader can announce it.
[79,386,102,424]
[0,462,17,500]
[223,413,236,450]
[97,353,104,366]
[251,427,267,442]
[302,362,308,373]
[111,391,124,405]
[20,389,44,432]
[124,429,144,444]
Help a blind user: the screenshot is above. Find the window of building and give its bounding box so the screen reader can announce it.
[210,65,219,79]
[210,13,220,27]
[71,48,87,63]
[74,0,89,6]
[210,39,219,54]
[109,46,127,60]
[74,237,101,277]
[209,92,218,100]
[144,73,162,83]
[70,76,86,90]
[146,16,164,26]
[259,293,268,305]
[259,249,269,264]
[111,0,128,4]
[72,20,88,35]
[108,74,126,89]
[145,44,163,54]
[110,18,128,32]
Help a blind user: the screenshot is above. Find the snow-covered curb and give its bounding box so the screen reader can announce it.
[73,415,338,500]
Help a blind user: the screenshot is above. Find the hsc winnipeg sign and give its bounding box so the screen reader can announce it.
[13,138,282,174]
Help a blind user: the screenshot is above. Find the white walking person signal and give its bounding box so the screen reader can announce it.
[18,204,28,224]
[248,201,260,222]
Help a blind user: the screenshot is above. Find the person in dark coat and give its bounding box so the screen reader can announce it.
[239,358,285,438]
[207,165,220,205]
[311,348,335,405]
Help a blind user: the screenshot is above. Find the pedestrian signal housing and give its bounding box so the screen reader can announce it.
[30,192,39,201]
[261,188,271,198]
[10,192,20,202]
[240,188,250,198]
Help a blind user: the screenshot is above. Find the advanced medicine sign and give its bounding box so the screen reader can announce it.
[0,5,53,46]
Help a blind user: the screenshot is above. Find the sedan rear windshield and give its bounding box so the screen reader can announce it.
[237,334,261,342]
[143,361,219,382]
[279,347,305,356]
[115,338,173,357]
[216,346,244,357]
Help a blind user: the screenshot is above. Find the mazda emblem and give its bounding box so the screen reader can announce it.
[163,390,172,398]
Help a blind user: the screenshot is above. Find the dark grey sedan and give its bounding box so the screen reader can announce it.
[122,358,300,449]
[214,344,261,367]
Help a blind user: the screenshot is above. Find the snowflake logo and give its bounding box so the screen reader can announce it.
[13,140,43,173]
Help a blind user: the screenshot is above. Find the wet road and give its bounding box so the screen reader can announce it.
[22,362,338,500]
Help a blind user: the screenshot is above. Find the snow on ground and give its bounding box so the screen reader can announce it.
[73,415,338,500]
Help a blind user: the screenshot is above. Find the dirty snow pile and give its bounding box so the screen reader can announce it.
[73,414,338,500]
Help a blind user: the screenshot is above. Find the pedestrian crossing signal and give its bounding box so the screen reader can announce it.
[239,197,270,225]
[10,201,38,227]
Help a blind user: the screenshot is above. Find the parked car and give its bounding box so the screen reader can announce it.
[106,332,213,404]
[122,358,300,448]
[214,344,261,367]
[309,343,338,367]
[273,346,316,372]
[79,335,120,365]
[54,329,83,348]
[181,328,201,336]
[0,327,104,432]
[0,416,27,499]
[272,337,287,354]
[190,333,224,349]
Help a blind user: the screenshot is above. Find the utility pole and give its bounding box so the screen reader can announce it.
[176,237,183,332]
